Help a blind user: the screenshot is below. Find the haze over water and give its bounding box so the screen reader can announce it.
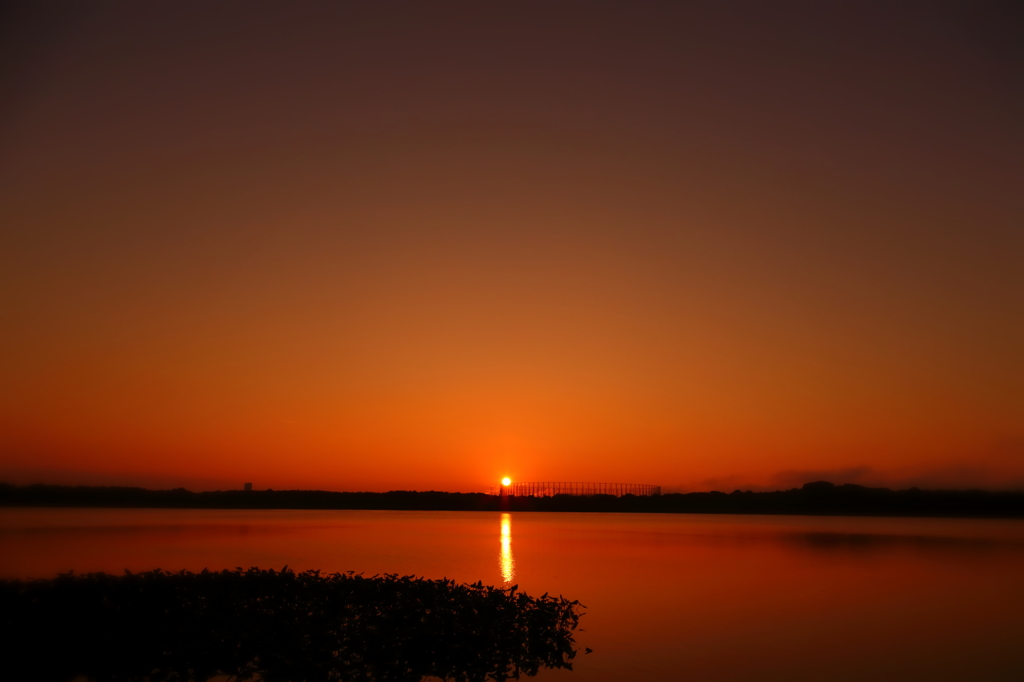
[4,508,1022,681]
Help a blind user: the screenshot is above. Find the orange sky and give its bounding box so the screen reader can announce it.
[1,1,1021,492]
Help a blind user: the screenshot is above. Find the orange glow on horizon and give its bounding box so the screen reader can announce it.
[0,3,1020,494]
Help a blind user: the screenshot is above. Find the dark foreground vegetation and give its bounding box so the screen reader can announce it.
[2,481,1023,517]
[0,568,583,682]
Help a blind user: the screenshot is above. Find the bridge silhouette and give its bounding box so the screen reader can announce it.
[503,482,661,497]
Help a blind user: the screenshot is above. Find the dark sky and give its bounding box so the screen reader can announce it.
[1,1,1021,492]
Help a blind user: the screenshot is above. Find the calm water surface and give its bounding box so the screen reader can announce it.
[3,508,1023,681]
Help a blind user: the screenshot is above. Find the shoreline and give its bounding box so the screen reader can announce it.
[3,481,1023,518]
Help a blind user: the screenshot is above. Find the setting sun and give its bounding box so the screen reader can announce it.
[1,3,1021,679]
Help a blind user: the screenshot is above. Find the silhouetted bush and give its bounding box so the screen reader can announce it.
[0,568,583,682]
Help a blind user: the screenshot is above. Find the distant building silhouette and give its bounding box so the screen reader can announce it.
[244,483,253,492]
[505,482,660,497]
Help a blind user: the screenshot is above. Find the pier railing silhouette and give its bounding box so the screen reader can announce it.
[506,482,661,497]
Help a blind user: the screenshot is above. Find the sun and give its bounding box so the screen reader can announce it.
[501,477,512,486]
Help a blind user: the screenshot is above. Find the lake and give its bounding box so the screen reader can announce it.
[2,508,1022,681]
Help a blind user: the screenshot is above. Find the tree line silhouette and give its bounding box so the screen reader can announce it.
[2,481,1022,517]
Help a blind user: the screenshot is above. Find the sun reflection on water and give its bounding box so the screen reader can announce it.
[500,513,515,585]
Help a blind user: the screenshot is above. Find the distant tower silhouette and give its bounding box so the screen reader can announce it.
[243,482,252,492]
